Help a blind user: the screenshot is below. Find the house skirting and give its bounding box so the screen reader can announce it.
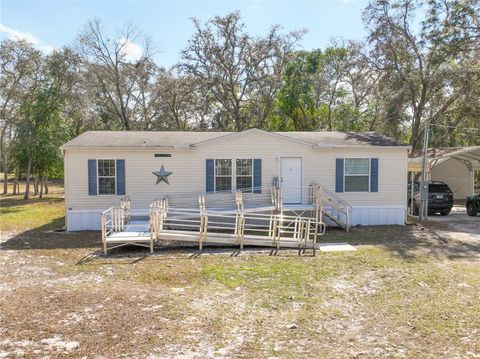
[66,205,406,231]
[345,205,405,226]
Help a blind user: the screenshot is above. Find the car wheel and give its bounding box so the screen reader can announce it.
[440,209,451,216]
[466,202,478,217]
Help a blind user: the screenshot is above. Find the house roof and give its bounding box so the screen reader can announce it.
[60,128,409,149]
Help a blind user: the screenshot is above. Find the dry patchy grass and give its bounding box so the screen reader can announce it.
[0,196,479,358]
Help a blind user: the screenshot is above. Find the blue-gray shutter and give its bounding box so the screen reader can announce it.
[88,159,97,195]
[335,158,344,193]
[116,159,126,195]
[253,159,262,194]
[370,158,378,192]
[206,159,214,193]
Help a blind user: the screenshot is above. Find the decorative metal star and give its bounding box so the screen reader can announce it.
[152,165,173,185]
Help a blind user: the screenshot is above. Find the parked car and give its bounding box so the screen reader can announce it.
[466,194,480,217]
[408,181,454,216]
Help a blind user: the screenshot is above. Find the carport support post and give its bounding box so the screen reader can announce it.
[410,172,415,216]
[419,120,431,223]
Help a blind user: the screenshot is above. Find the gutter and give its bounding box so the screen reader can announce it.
[313,144,412,149]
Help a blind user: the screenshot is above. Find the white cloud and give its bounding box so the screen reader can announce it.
[0,23,55,54]
[119,37,143,63]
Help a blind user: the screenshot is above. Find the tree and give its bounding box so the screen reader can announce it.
[342,41,382,130]
[274,50,323,130]
[13,48,77,199]
[180,11,304,131]
[155,69,213,130]
[273,42,379,132]
[131,60,165,130]
[76,19,153,130]
[363,0,480,149]
[0,40,42,194]
[315,45,350,130]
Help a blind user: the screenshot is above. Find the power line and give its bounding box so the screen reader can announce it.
[430,123,480,131]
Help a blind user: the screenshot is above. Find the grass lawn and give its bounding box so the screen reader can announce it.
[0,195,65,232]
[0,194,479,358]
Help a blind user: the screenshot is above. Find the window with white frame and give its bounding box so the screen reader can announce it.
[98,159,116,195]
[344,158,369,192]
[236,159,253,192]
[215,159,232,191]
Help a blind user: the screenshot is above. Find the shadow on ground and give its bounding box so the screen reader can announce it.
[1,218,99,251]
[2,218,479,263]
[323,223,480,261]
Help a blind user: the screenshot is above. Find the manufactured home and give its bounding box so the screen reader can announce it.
[61,128,410,231]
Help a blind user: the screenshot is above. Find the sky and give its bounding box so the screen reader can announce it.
[1,0,369,67]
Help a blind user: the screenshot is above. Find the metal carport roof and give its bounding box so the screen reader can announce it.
[408,146,480,172]
[430,146,480,171]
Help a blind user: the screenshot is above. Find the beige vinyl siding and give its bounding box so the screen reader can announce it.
[65,131,408,211]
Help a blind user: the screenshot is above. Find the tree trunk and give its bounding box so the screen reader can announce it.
[409,113,422,150]
[34,177,38,196]
[24,157,32,200]
[3,171,8,195]
[45,179,49,194]
[13,172,18,195]
[39,177,44,199]
[327,104,333,130]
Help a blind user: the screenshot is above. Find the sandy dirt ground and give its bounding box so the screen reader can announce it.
[0,217,479,358]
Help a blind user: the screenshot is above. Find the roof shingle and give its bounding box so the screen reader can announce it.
[61,129,408,149]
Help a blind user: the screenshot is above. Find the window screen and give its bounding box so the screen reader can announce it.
[344,158,369,192]
[215,159,232,191]
[236,159,253,192]
[98,159,116,195]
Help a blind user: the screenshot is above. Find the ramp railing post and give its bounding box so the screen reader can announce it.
[345,206,350,232]
[276,187,283,213]
[198,196,208,251]
[235,191,244,212]
[270,216,276,246]
[312,220,318,256]
[111,208,116,232]
[149,209,156,254]
[198,194,206,213]
[268,215,274,238]
[199,211,208,251]
[101,212,107,255]
[235,211,245,250]
[304,219,311,249]
[272,216,281,249]
[317,186,323,223]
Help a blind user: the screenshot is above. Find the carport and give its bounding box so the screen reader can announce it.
[407,146,480,217]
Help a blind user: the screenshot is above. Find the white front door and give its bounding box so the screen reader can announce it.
[280,157,302,204]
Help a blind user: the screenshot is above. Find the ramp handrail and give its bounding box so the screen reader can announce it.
[101,206,130,253]
[310,183,351,231]
[150,207,326,252]
[148,183,352,231]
